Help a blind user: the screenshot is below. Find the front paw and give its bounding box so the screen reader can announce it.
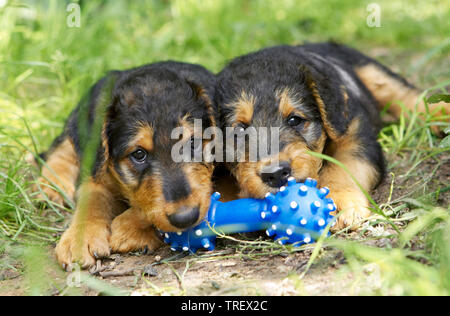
[329,189,372,231]
[110,215,162,254]
[55,222,111,270]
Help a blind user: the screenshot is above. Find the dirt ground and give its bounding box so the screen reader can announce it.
[1,153,447,296]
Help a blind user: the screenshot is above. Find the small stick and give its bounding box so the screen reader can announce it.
[89,260,106,275]
[99,268,140,278]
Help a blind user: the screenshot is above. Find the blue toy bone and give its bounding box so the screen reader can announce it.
[162,178,336,253]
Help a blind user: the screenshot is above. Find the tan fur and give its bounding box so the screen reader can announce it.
[355,63,450,120]
[55,175,126,269]
[124,162,214,232]
[179,115,195,139]
[227,91,255,125]
[107,156,214,252]
[319,119,379,230]
[196,86,217,127]
[235,133,326,199]
[110,207,162,253]
[116,159,140,188]
[128,124,154,153]
[277,88,306,119]
[106,160,136,198]
[34,138,79,205]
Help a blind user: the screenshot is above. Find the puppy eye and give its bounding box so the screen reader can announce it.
[287,116,304,127]
[130,149,147,163]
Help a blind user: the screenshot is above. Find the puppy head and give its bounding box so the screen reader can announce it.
[103,66,215,232]
[216,51,349,198]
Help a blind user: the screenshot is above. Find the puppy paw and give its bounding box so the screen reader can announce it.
[110,215,162,254]
[329,189,372,231]
[55,222,111,270]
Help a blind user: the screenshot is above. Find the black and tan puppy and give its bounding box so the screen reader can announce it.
[215,42,449,230]
[33,61,217,268]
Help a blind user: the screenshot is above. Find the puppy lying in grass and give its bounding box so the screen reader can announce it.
[215,42,449,231]
[32,61,217,269]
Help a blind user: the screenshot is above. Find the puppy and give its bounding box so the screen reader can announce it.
[215,42,449,231]
[33,61,217,269]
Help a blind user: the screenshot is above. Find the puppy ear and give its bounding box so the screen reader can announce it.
[95,115,110,177]
[302,65,350,140]
[187,80,217,127]
[87,74,117,178]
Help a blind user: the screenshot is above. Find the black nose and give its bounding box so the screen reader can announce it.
[260,161,291,188]
[167,206,200,229]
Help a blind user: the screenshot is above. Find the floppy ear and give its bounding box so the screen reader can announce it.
[187,80,217,128]
[302,65,350,140]
[87,74,117,178]
[93,113,111,177]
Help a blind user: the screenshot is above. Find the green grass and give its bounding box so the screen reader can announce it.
[0,0,449,295]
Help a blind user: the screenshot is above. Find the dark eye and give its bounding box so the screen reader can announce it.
[287,116,304,127]
[130,149,147,163]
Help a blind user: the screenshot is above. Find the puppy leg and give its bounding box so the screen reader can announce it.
[320,158,379,231]
[319,120,382,230]
[33,138,79,206]
[55,179,117,269]
[355,63,449,133]
[110,207,162,253]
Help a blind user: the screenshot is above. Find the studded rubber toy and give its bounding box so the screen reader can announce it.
[162,178,336,253]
